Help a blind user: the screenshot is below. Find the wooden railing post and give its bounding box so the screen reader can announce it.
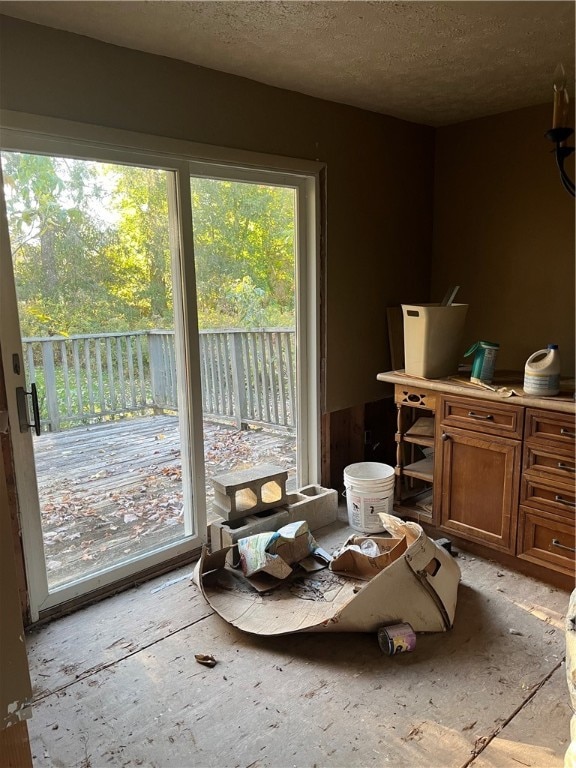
[229,332,246,430]
[148,331,164,410]
[41,339,60,432]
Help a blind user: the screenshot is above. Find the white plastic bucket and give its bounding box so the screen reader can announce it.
[344,462,395,486]
[344,463,395,533]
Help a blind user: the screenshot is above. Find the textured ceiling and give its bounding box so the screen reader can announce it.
[0,1,574,126]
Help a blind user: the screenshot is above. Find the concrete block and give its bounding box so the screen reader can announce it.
[210,508,291,552]
[285,485,338,530]
[209,484,339,553]
[212,463,288,521]
[209,520,223,552]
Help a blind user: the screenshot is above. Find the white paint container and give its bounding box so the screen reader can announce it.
[344,462,395,533]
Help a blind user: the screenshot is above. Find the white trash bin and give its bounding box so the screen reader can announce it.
[402,303,468,379]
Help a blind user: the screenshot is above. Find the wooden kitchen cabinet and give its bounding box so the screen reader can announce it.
[518,408,575,576]
[434,396,522,553]
[377,370,575,587]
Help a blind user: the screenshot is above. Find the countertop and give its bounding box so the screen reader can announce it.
[376,370,576,415]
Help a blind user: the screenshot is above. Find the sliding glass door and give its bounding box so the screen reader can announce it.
[0,124,318,621]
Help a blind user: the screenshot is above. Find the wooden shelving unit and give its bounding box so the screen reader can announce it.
[403,456,434,482]
[393,387,437,521]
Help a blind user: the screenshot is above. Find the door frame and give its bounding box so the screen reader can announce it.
[0,110,323,621]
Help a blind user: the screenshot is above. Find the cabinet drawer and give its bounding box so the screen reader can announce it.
[441,396,523,439]
[525,409,576,450]
[523,443,576,483]
[395,385,437,412]
[521,476,576,518]
[517,507,575,577]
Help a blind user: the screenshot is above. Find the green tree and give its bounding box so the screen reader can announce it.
[2,151,117,336]
[191,178,295,329]
[104,165,173,329]
[2,153,174,335]
[3,151,297,337]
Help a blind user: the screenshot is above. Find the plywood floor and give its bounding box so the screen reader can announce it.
[26,522,572,768]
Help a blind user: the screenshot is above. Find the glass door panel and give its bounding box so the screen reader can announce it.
[190,176,298,518]
[2,151,196,594]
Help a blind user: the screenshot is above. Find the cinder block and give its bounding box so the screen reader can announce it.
[210,507,291,552]
[209,520,223,551]
[212,463,288,521]
[285,485,338,530]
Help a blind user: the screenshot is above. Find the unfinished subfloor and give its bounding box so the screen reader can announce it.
[26,521,572,768]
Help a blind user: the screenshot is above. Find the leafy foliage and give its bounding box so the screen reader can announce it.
[3,152,116,336]
[191,178,295,328]
[2,152,296,337]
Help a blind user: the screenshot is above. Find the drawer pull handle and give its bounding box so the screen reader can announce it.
[558,462,575,472]
[560,428,576,438]
[555,495,576,508]
[551,538,576,553]
[467,411,494,421]
[441,433,450,441]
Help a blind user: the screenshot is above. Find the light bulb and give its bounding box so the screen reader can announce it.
[553,63,567,93]
[552,63,569,129]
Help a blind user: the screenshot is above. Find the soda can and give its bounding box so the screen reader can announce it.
[377,622,416,655]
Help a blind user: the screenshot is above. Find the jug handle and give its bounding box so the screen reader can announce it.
[525,349,548,366]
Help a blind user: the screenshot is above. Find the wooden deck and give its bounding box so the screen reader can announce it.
[33,415,296,589]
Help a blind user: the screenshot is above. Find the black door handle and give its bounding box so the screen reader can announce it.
[16,383,41,436]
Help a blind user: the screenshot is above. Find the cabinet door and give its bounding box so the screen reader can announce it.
[435,426,521,552]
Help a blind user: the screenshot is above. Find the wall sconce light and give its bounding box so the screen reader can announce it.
[545,64,574,197]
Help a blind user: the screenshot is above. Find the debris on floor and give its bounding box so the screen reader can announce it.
[239,520,314,578]
[238,520,330,581]
[194,513,461,636]
[329,533,408,580]
[377,622,417,655]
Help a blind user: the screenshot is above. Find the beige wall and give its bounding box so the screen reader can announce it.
[2,17,572,399]
[433,103,575,378]
[0,16,435,413]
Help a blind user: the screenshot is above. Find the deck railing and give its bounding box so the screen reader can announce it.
[21,328,296,433]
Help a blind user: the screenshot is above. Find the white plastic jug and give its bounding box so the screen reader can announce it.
[524,344,561,397]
